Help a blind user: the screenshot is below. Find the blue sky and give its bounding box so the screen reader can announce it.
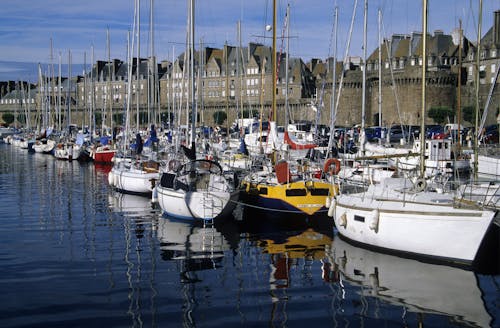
[0,0,498,81]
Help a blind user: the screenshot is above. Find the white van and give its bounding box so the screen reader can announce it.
[444,123,464,133]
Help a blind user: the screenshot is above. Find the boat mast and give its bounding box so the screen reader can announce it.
[237,20,243,129]
[58,52,62,131]
[457,19,462,155]
[284,4,290,128]
[67,49,72,131]
[189,0,196,149]
[473,0,482,181]
[107,27,113,139]
[272,0,277,123]
[326,6,338,157]
[378,8,382,144]
[361,0,367,155]
[134,0,141,132]
[419,0,427,179]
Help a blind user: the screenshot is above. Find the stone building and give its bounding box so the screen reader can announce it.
[0,81,36,127]
[75,57,168,131]
[159,42,316,127]
[318,9,500,128]
[1,10,499,131]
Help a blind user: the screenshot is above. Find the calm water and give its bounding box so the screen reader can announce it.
[0,143,499,328]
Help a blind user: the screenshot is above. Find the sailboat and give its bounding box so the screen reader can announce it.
[108,1,161,196]
[239,2,337,217]
[155,0,237,220]
[327,0,496,265]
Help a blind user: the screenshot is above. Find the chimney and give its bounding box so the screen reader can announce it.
[494,10,500,45]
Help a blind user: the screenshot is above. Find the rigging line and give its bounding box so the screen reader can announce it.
[333,0,359,123]
[380,14,405,136]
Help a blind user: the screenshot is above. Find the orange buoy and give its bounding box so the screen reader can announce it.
[323,158,341,175]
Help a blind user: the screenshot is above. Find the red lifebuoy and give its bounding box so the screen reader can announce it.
[324,158,341,175]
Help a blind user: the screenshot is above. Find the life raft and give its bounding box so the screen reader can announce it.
[323,158,341,175]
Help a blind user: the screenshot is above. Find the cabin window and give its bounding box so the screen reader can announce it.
[286,189,307,196]
[310,189,330,196]
[258,187,268,195]
[354,215,365,222]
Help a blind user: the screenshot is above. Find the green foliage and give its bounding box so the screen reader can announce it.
[213,111,227,125]
[2,112,15,126]
[113,113,124,125]
[242,109,258,118]
[16,113,26,124]
[462,106,475,124]
[427,106,455,125]
[94,112,102,126]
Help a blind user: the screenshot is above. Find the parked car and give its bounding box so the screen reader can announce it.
[388,125,419,143]
[364,126,387,142]
[425,124,444,138]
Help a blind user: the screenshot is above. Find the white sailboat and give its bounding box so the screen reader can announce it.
[327,0,496,265]
[155,0,237,221]
[107,1,160,196]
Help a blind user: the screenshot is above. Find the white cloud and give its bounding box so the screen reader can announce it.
[0,0,497,67]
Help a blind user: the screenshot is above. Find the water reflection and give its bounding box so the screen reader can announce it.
[326,237,492,328]
[156,217,234,327]
[108,191,157,219]
[157,217,231,274]
[237,205,335,326]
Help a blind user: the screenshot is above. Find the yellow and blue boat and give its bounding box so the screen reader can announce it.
[240,159,338,216]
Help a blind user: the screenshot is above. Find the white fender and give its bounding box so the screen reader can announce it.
[114,172,120,189]
[151,186,158,203]
[327,197,336,217]
[369,209,380,232]
[108,171,114,186]
[325,196,331,208]
[339,212,347,228]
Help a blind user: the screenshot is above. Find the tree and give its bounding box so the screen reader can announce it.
[427,106,455,125]
[2,112,14,126]
[242,109,258,118]
[213,111,227,125]
[16,113,26,125]
[113,113,124,125]
[462,106,474,124]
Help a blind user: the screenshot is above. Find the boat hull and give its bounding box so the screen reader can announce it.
[331,192,495,264]
[92,147,116,164]
[109,166,160,195]
[240,179,335,216]
[156,186,235,220]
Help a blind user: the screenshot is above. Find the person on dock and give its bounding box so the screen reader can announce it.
[135,133,143,159]
[149,124,158,151]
